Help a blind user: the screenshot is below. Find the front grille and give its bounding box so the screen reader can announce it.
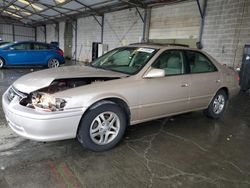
[7,86,27,102]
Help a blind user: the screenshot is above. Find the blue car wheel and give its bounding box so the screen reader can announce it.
[0,57,4,69]
[48,58,60,68]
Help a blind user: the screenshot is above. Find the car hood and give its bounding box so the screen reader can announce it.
[13,65,128,93]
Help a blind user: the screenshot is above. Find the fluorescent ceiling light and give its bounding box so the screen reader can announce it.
[56,0,66,3]
[3,10,22,18]
[9,5,20,10]
[17,0,31,5]
[9,5,32,15]
[17,0,43,11]
[22,11,32,15]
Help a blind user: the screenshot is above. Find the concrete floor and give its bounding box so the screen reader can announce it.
[0,66,250,188]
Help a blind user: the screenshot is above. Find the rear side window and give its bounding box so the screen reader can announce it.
[186,51,217,73]
[152,50,185,76]
[33,43,50,50]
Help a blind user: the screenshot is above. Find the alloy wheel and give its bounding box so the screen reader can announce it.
[49,58,59,68]
[0,58,4,68]
[213,94,225,114]
[90,111,120,145]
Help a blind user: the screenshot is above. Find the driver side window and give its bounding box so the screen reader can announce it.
[12,43,31,50]
[152,50,184,76]
[112,50,132,65]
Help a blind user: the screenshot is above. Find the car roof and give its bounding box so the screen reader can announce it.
[13,41,49,45]
[128,42,201,51]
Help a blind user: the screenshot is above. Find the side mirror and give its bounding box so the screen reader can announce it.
[9,47,14,51]
[143,68,165,78]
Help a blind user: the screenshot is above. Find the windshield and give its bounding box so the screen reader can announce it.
[91,47,157,75]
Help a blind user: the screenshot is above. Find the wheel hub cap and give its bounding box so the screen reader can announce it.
[90,112,120,145]
[213,94,225,114]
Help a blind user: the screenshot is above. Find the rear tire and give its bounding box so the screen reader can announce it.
[77,103,127,152]
[0,57,5,69]
[48,58,60,68]
[204,90,228,119]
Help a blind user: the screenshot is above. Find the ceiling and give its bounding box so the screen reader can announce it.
[0,0,188,26]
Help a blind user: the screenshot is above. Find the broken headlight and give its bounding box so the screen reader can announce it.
[31,92,66,112]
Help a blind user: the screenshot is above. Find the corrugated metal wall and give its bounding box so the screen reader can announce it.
[0,24,13,41]
[14,25,35,41]
[0,24,35,41]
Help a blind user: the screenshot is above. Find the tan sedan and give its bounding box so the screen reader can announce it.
[2,43,239,151]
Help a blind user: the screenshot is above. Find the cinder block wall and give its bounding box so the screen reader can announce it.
[77,16,102,62]
[59,22,65,52]
[36,26,45,42]
[103,8,144,51]
[203,0,250,67]
[46,24,57,43]
[36,0,250,65]
[149,1,200,40]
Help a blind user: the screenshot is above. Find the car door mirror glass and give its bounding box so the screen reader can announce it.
[144,68,165,78]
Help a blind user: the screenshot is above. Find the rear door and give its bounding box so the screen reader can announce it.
[29,43,50,65]
[185,50,221,109]
[138,50,190,121]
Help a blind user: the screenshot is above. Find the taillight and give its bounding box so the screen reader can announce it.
[237,74,240,81]
[56,49,64,56]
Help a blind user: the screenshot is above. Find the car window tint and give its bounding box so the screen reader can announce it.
[152,50,184,76]
[33,43,49,50]
[112,50,132,65]
[187,51,216,73]
[12,43,31,50]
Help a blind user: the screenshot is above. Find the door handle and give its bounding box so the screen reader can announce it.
[181,83,189,87]
[216,79,221,83]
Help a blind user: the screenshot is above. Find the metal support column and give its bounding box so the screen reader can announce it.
[44,25,47,43]
[56,22,59,42]
[135,7,144,23]
[142,8,151,42]
[12,25,15,41]
[72,19,78,63]
[93,15,104,43]
[197,0,208,48]
[101,15,104,43]
[34,27,37,41]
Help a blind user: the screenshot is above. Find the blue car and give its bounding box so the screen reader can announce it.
[0,41,65,69]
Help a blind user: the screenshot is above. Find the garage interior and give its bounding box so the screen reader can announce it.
[0,0,250,187]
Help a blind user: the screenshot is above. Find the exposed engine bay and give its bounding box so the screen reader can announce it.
[19,77,119,112]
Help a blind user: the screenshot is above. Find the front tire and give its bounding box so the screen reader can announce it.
[77,103,127,152]
[204,90,228,119]
[0,57,5,69]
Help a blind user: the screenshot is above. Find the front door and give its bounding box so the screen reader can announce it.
[138,50,190,121]
[6,43,31,65]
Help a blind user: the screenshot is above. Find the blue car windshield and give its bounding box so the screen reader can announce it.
[91,47,157,75]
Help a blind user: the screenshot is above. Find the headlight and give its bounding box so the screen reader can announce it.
[31,92,66,112]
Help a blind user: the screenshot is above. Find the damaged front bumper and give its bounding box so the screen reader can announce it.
[2,88,85,142]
